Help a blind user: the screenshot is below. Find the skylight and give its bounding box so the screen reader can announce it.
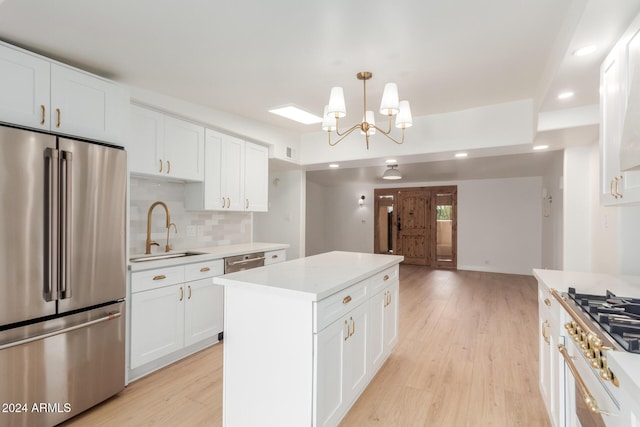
[268,106,323,125]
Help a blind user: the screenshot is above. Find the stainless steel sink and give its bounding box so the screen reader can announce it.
[129,251,206,263]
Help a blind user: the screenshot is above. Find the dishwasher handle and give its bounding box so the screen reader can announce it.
[226,256,265,267]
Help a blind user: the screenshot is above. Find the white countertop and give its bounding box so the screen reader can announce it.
[533,269,640,298]
[213,251,404,301]
[533,268,640,409]
[128,242,289,272]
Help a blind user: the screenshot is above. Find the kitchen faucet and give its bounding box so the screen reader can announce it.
[145,201,173,254]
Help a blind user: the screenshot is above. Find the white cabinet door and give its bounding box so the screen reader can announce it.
[368,290,386,373]
[50,64,127,144]
[0,44,50,130]
[600,14,640,205]
[130,284,185,369]
[383,281,399,353]
[314,316,347,427]
[221,135,245,211]
[344,302,369,401]
[203,129,223,209]
[128,104,164,176]
[244,141,269,212]
[184,279,223,347]
[163,116,204,181]
[601,52,624,205]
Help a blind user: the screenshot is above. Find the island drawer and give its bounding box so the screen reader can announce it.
[369,265,399,295]
[131,265,185,294]
[185,259,224,281]
[314,280,368,333]
[264,249,286,265]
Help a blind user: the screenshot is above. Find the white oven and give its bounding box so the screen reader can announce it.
[559,337,620,427]
[551,289,625,427]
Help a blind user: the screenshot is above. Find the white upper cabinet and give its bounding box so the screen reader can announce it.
[50,64,128,144]
[621,23,640,172]
[600,12,640,205]
[185,128,269,212]
[0,44,50,129]
[163,116,205,181]
[244,142,269,212]
[221,135,246,211]
[128,104,204,181]
[0,42,128,145]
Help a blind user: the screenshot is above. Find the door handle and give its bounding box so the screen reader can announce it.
[60,150,73,299]
[44,148,59,302]
[40,105,46,125]
[56,108,61,128]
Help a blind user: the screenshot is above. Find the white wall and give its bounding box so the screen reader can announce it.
[253,169,305,260]
[541,152,564,270]
[305,180,328,256]
[457,177,542,275]
[300,100,535,166]
[306,177,543,275]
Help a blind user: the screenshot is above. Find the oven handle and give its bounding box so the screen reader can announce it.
[558,344,610,416]
[550,288,608,351]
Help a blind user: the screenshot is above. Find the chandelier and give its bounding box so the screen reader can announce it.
[322,71,412,149]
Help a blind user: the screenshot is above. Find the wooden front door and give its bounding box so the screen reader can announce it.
[397,189,431,265]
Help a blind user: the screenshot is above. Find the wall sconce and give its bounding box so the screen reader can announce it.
[359,195,366,206]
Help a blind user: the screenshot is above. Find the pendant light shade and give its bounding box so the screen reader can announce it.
[322,105,337,131]
[379,83,399,116]
[327,87,346,118]
[382,164,402,180]
[395,100,413,128]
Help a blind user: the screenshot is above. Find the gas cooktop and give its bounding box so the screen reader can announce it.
[567,287,640,354]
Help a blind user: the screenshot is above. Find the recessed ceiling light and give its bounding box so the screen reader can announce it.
[533,145,549,150]
[268,105,323,125]
[455,152,468,158]
[572,45,597,56]
[386,159,397,163]
[329,164,340,168]
[557,91,574,100]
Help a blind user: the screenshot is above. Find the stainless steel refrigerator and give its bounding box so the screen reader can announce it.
[0,124,127,427]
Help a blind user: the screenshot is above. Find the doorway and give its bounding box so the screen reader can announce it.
[374,186,457,269]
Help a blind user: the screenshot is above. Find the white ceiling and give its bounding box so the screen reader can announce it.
[1,0,639,183]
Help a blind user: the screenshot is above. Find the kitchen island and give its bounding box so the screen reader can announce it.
[213,251,403,427]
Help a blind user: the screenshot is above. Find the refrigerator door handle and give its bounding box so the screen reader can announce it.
[44,148,59,302]
[0,311,121,351]
[60,150,73,299]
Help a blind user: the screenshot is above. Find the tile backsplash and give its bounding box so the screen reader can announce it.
[129,177,252,255]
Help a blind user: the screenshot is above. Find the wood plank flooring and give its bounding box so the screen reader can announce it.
[61,265,549,427]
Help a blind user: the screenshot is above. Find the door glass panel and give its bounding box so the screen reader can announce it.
[376,195,394,254]
[436,194,453,262]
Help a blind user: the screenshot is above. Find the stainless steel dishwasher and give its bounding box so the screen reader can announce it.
[224,252,265,273]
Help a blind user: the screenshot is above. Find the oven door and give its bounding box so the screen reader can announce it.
[559,337,620,427]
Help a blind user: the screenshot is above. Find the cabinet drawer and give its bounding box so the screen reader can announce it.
[185,259,223,282]
[314,280,368,333]
[131,265,185,294]
[264,249,286,265]
[369,265,399,296]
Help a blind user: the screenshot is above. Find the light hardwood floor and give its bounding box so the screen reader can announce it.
[61,265,549,427]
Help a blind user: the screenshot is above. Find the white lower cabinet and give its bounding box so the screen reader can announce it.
[315,302,369,427]
[369,280,399,373]
[129,259,223,375]
[537,282,564,427]
[131,284,185,368]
